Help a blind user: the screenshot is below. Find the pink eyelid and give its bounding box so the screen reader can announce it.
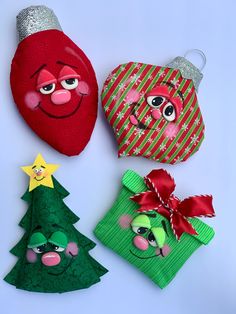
[37,79,57,90]
[58,73,81,82]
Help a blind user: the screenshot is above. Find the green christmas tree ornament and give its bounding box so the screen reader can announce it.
[94,169,215,288]
[4,154,108,293]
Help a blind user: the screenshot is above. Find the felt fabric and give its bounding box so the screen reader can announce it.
[101,61,205,164]
[5,177,108,293]
[11,7,98,156]
[94,170,214,288]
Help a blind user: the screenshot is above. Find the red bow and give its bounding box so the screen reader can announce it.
[130,169,215,240]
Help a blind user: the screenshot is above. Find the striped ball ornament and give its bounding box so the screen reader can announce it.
[102,62,205,164]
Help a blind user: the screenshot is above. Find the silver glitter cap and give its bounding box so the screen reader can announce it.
[166,51,206,91]
[17,5,62,42]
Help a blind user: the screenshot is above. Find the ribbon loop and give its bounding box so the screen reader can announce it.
[145,169,176,203]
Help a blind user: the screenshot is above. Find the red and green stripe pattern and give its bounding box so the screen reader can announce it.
[102,62,205,164]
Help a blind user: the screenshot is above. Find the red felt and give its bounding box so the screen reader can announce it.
[11,29,98,156]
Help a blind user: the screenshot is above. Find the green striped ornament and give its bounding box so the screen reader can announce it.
[102,62,205,164]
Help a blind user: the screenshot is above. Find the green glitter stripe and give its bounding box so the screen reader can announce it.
[166,111,202,163]
[103,63,137,110]
[156,92,197,161]
[156,88,196,160]
[112,65,157,129]
[102,63,129,100]
[176,122,204,162]
[104,63,138,111]
[107,64,148,122]
[143,77,192,158]
[190,134,204,155]
[119,68,176,150]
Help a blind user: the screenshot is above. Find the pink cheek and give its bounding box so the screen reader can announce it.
[133,236,149,251]
[164,123,179,138]
[151,109,161,120]
[156,244,171,257]
[76,81,90,95]
[66,242,79,257]
[26,249,37,263]
[126,89,140,103]
[119,215,133,229]
[25,91,41,110]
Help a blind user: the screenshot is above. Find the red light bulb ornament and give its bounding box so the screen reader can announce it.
[11,6,98,156]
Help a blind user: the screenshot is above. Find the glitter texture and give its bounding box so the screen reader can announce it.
[167,56,203,91]
[17,5,62,42]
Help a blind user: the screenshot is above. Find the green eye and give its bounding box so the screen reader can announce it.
[28,232,47,249]
[150,227,166,248]
[48,231,68,248]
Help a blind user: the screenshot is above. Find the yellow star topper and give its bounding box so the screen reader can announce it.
[21,154,59,192]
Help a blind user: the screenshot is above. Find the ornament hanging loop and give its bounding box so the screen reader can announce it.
[184,49,206,71]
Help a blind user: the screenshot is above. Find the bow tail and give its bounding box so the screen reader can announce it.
[171,212,198,240]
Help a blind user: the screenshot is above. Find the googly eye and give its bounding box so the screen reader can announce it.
[132,226,149,235]
[39,83,56,95]
[33,168,43,175]
[147,96,166,108]
[147,231,158,247]
[50,244,65,252]
[61,78,78,90]
[162,102,176,122]
[32,244,47,254]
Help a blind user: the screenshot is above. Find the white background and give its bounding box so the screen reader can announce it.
[0,0,235,313]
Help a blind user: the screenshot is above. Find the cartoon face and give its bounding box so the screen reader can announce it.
[129,85,183,129]
[32,165,45,181]
[28,64,89,119]
[119,212,171,260]
[11,30,98,156]
[21,153,58,191]
[26,229,79,274]
[102,62,205,164]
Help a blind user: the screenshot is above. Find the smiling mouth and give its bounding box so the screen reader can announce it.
[47,253,75,276]
[129,249,163,259]
[34,176,45,181]
[37,94,84,119]
[130,103,157,131]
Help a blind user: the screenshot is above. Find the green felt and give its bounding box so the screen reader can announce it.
[94,170,214,288]
[28,232,47,248]
[5,249,108,293]
[48,231,68,248]
[5,176,108,293]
